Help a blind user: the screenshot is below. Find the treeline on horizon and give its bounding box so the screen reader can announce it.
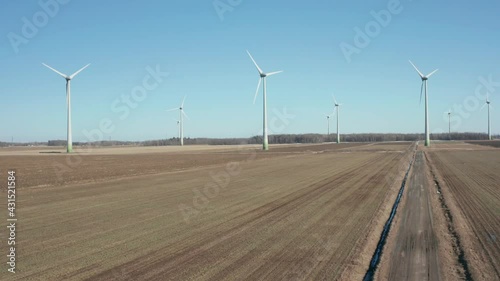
[0,132,496,147]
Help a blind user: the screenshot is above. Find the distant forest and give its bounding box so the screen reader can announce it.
[1,132,497,147]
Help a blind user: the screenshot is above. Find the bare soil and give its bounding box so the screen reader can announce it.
[427,149,500,280]
[0,143,410,280]
[375,141,500,281]
[465,140,500,148]
[381,151,441,281]
[0,143,367,189]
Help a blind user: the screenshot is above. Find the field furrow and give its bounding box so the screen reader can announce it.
[428,150,500,280]
[0,144,411,281]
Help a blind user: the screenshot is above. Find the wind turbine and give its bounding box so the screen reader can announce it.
[325,114,332,136]
[175,119,181,141]
[446,109,451,140]
[167,96,189,146]
[409,60,438,147]
[333,95,342,144]
[481,94,492,140]
[247,50,283,151]
[42,63,90,153]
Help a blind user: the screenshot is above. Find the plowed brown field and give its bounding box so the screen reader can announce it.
[0,143,412,280]
[428,149,500,280]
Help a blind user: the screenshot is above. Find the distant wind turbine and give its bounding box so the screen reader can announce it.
[446,109,451,140]
[333,95,342,144]
[247,50,283,151]
[167,96,189,146]
[481,94,492,140]
[42,63,90,153]
[175,119,181,140]
[409,60,438,147]
[325,114,332,136]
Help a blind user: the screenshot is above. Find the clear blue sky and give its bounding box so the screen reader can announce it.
[1,0,499,142]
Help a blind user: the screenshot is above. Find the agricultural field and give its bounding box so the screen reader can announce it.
[427,147,500,280]
[0,143,413,280]
[0,143,364,188]
[465,140,500,148]
[1,141,497,281]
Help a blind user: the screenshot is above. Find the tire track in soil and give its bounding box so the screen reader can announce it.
[386,151,440,281]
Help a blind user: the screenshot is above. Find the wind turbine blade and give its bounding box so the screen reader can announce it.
[426,69,438,78]
[253,78,262,104]
[419,82,424,106]
[69,63,90,79]
[332,94,338,105]
[42,63,67,78]
[408,60,424,79]
[480,103,487,111]
[246,50,264,75]
[486,92,490,102]
[181,95,187,107]
[166,108,178,112]
[182,110,190,120]
[266,70,283,76]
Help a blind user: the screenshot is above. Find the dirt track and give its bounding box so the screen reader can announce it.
[0,143,411,280]
[377,142,500,281]
[385,151,440,281]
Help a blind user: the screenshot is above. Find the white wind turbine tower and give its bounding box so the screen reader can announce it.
[42,63,90,153]
[481,93,492,140]
[409,60,438,147]
[446,109,452,140]
[167,96,189,146]
[247,50,283,151]
[325,114,332,136]
[175,119,181,140]
[333,95,342,144]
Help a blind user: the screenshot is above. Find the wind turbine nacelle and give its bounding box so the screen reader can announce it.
[260,73,267,78]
